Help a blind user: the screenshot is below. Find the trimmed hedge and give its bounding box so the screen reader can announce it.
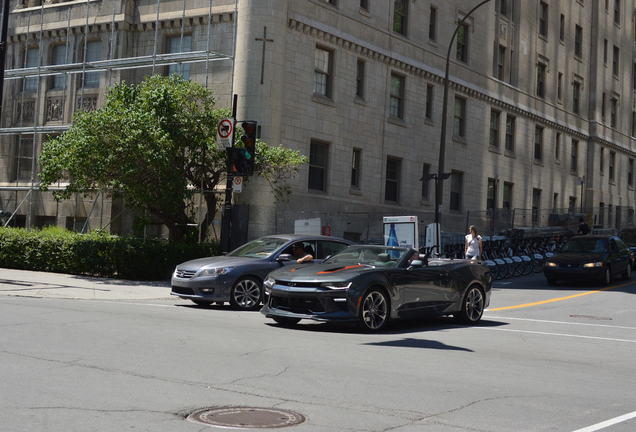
[0,227,221,280]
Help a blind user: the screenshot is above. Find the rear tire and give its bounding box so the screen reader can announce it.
[623,263,632,281]
[272,317,301,327]
[454,285,485,324]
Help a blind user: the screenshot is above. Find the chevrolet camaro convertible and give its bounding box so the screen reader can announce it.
[261,245,492,331]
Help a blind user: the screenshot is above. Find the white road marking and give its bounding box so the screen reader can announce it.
[571,410,636,432]
[484,328,636,343]
[485,315,636,331]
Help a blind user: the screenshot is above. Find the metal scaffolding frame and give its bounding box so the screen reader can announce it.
[0,0,237,233]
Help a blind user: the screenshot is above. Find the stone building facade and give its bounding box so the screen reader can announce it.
[1,0,635,240]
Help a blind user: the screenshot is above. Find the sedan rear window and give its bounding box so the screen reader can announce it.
[228,237,288,258]
[561,238,609,253]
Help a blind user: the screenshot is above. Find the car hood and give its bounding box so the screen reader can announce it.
[549,252,606,264]
[176,256,264,271]
[270,262,378,282]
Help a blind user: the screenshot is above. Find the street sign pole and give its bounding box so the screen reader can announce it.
[220,94,237,253]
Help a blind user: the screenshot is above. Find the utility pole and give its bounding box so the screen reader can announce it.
[0,0,11,121]
[220,94,238,253]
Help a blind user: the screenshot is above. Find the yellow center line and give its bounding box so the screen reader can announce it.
[488,280,636,311]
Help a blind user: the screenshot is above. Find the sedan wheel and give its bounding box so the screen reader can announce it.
[230,277,263,311]
[603,268,612,286]
[359,289,389,331]
[454,286,485,324]
[625,264,632,281]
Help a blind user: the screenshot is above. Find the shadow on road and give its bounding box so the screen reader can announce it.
[364,338,474,352]
[494,273,636,294]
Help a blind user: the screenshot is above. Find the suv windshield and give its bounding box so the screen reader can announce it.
[228,237,288,258]
[325,246,410,268]
[561,238,609,254]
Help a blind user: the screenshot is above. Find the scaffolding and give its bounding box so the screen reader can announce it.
[0,0,237,236]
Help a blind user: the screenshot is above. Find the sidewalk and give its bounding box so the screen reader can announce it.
[0,268,172,300]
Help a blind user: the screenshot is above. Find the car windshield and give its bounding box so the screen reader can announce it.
[561,238,609,253]
[324,245,410,268]
[228,237,289,258]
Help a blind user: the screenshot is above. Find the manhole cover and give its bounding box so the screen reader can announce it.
[187,407,306,429]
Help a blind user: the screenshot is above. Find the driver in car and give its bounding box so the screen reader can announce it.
[292,243,314,264]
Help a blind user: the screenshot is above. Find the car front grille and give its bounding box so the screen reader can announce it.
[271,296,326,314]
[275,280,323,288]
[172,286,195,295]
[175,269,197,279]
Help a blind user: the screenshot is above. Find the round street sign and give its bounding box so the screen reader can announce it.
[232,176,243,193]
[216,118,234,149]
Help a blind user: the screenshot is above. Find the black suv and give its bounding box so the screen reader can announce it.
[543,235,632,285]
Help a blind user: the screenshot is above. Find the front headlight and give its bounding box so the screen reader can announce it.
[545,262,557,267]
[583,262,603,268]
[264,276,275,294]
[321,281,352,290]
[195,267,233,278]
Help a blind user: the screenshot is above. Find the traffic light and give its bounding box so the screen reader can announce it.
[239,121,257,176]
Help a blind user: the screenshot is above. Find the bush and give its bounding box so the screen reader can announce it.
[0,227,220,280]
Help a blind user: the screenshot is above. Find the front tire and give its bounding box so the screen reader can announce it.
[230,277,263,311]
[602,268,612,286]
[359,288,389,331]
[624,263,632,280]
[454,285,485,324]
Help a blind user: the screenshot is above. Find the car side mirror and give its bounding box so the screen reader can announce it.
[277,254,292,263]
[408,260,423,269]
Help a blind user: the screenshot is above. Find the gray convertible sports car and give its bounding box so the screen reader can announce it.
[171,234,352,310]
[261,245,492,331]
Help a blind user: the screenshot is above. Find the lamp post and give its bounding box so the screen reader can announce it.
[434,0,493,255]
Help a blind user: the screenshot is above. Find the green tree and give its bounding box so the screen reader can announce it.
[39,75,306,241]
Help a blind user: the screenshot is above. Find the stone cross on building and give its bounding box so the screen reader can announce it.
[255,26,274,85]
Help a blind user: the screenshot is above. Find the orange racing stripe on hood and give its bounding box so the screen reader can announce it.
[317,265,364,274]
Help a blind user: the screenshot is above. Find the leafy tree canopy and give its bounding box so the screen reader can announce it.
[39,75,307,241]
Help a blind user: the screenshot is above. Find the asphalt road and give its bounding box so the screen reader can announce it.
[1,271,635,432]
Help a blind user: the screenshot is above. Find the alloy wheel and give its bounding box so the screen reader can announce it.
[464,287,484,322]
[361,291,388,330]
[232,278,262,310]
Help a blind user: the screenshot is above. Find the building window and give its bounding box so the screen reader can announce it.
[453,96,466,138]
[385,157,401,202]
[532,188,542,225]
[632,111,636,137]
[23,47,39,92]
[569,196,577,213]
[355,59,365,99]
[614,0,620,24]
[600,147,605,175]
[393,0,408,35]
[539,2,549,37]
[487,178,497,210]
[456,23,469,63]
[429,6,437,41]
[503,182,513,210]
[425,84,434,120]
[505,114,515,152]
[604,39,608,64]
[613,45,619,76]
[536,62,546,98]
[490,109,500,148]
[389,73,405,119]
[450,170,463,211]
[571,139,578,173]
[50,45,67,90]
[498,0,509,17]
[351,148,361,188]
[314,47,333,98]
[557,72,563,101]
[534,126,543,162]
[308,140,329,191]
[421,163,431,200]
[632,62,636,90]
[167,35,192,79]
[80,41,102,88]
[553,193,559,211]
[599,202,605,226]
[629,158,634,187]
[559,14,565,41]
[575,25,583,57]
[359,0,368,11]
[496,45,507,80]
[609,151,616,182]
[602,92,606,121]
[573,81,581,114]
[555,132,561,161]
[14,134,34,181]
[610,97,618,127]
